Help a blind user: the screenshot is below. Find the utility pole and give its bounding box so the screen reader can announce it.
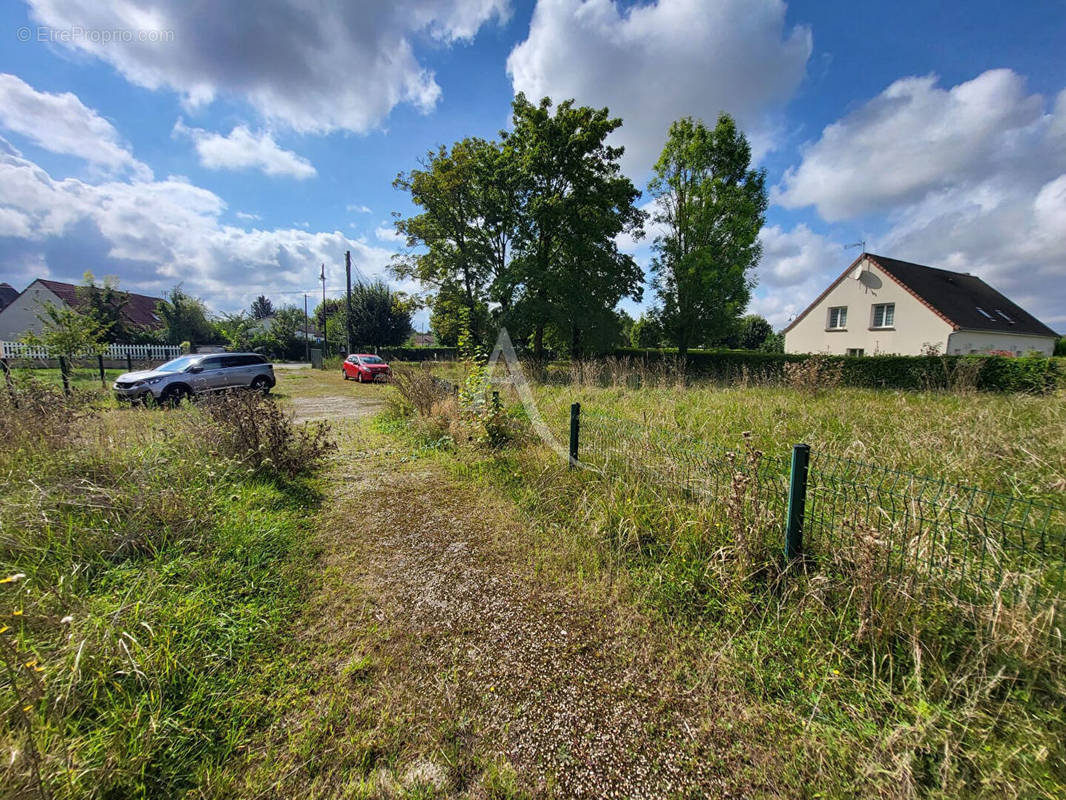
[319,263,327,358]
[345,250,353,357]
[303,293,310,363]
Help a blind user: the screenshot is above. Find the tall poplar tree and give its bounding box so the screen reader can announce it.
[650,115,767,357]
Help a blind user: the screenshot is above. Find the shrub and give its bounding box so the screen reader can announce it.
[379,346,458,362]
[614,347,1063,393]
[390,364,453,417]
[198,391,335,480]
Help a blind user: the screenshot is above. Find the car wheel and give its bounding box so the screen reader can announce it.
[342,369,350,380]
[251,376,270,394]
[161,385,190,407]
[357,371,365,383]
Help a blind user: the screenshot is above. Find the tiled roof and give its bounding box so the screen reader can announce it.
[785,254,1059,337]
[35,279,164,329]
[0,283,17,311]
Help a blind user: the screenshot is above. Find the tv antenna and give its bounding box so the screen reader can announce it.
[844,240,866,253]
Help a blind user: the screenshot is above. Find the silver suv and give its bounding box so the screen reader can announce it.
[113,353,275,404]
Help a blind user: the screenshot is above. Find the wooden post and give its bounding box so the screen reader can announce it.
[58,356,71,396]
[126,352,133,372]
[345,250,353,357]
[97,354,106,388]
[1,358,17,408]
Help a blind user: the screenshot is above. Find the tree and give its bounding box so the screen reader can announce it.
[213,312,255,351]
[78,271,134,343]
[429,281,491,347]
[505,94,645,358]
[250,295,274,319]
[649,115,767,358]
[392,137,517,345]
[722,314,774,350]
[347,280,414,349]
[156,286,215,345]
[22,302,109,358]
[630,311,666,348]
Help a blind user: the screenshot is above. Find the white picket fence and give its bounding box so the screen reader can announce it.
[0,341,182,361]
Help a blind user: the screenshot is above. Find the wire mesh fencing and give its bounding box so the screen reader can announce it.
[569,405,1066,613]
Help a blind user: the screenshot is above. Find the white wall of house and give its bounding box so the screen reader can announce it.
[0,281,66,340]
[784,258,953,355]
[946,330,1055,356]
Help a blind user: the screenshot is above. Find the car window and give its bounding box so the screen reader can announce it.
[199,356,225,370]
[360,355,384,364]
[156,355,200,373]
[346,355,358,363]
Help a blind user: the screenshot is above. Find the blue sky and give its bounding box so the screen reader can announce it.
[0,0,1064,332]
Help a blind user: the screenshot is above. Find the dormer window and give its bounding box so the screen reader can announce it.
[976,307,994,320]
[996,310,1014,324]
[826,306,847,330]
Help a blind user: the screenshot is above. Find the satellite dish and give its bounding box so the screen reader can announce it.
[851,265,864,280]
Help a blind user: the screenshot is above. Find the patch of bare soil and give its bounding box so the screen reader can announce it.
[290,394,385,423]
[292,449,736,798]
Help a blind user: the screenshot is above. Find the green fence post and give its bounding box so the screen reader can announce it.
[569,402,581,469]
[97,354,106,388]
[58,356,71,396]
[784,443,810,564]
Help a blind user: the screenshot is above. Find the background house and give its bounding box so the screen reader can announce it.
[0,283,17,313]
[784,254,1059,357]
[0,278,165,340]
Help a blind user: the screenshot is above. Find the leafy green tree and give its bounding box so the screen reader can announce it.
[630,311,666,348]
[649,114,767,358]
[250,295,274,319]
[505,94,645,358]
[347,281,414,349]
[157,286,215,345]
[392,137,517,345]
[78,271,135,343]
[720,314,775,350]
[759,330,784,353]
[1055,336,1066,357]
[22,302,109,358]
[429,281,491,347]
[249,305,305,360]
[213,313,255,351]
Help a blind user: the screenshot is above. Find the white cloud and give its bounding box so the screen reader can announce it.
[507,0,811,176]
[347,204,372,214]
[0,73,151,179]
[774,69,1066,330]
[750,224,844,328]
[0,147,397,312]
[235,211,261,221]
[374,223,403,242]
[776,70,1049,219]
[174,121,316,179]
[26,0,510,134]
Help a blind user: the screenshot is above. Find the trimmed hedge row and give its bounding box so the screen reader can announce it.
[379,346,458,362]
[612,347,1063,393]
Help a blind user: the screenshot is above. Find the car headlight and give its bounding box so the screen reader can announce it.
[145,376,166,385]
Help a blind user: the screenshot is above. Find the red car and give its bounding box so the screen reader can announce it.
[342,353,391,383]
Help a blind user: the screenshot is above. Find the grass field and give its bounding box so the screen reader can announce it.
[386,361,1066,798]
[3,360,1063,797]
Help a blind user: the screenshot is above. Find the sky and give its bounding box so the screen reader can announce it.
[0,0,1064,333]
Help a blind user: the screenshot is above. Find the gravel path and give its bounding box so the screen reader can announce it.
[289,393,384,423]
[316,456,732,798]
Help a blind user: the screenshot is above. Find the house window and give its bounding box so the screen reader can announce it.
[846,348,865,357]
[871,303,895,328]
[827,306,847,330]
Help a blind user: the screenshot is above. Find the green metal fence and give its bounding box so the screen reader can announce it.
[570,405,1066,608]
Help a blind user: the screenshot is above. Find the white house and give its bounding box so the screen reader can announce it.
[0,278,165,340]
[784,254,1059,357]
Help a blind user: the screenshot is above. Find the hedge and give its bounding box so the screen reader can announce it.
[379,346,458,362]
[612,347,1062,393]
